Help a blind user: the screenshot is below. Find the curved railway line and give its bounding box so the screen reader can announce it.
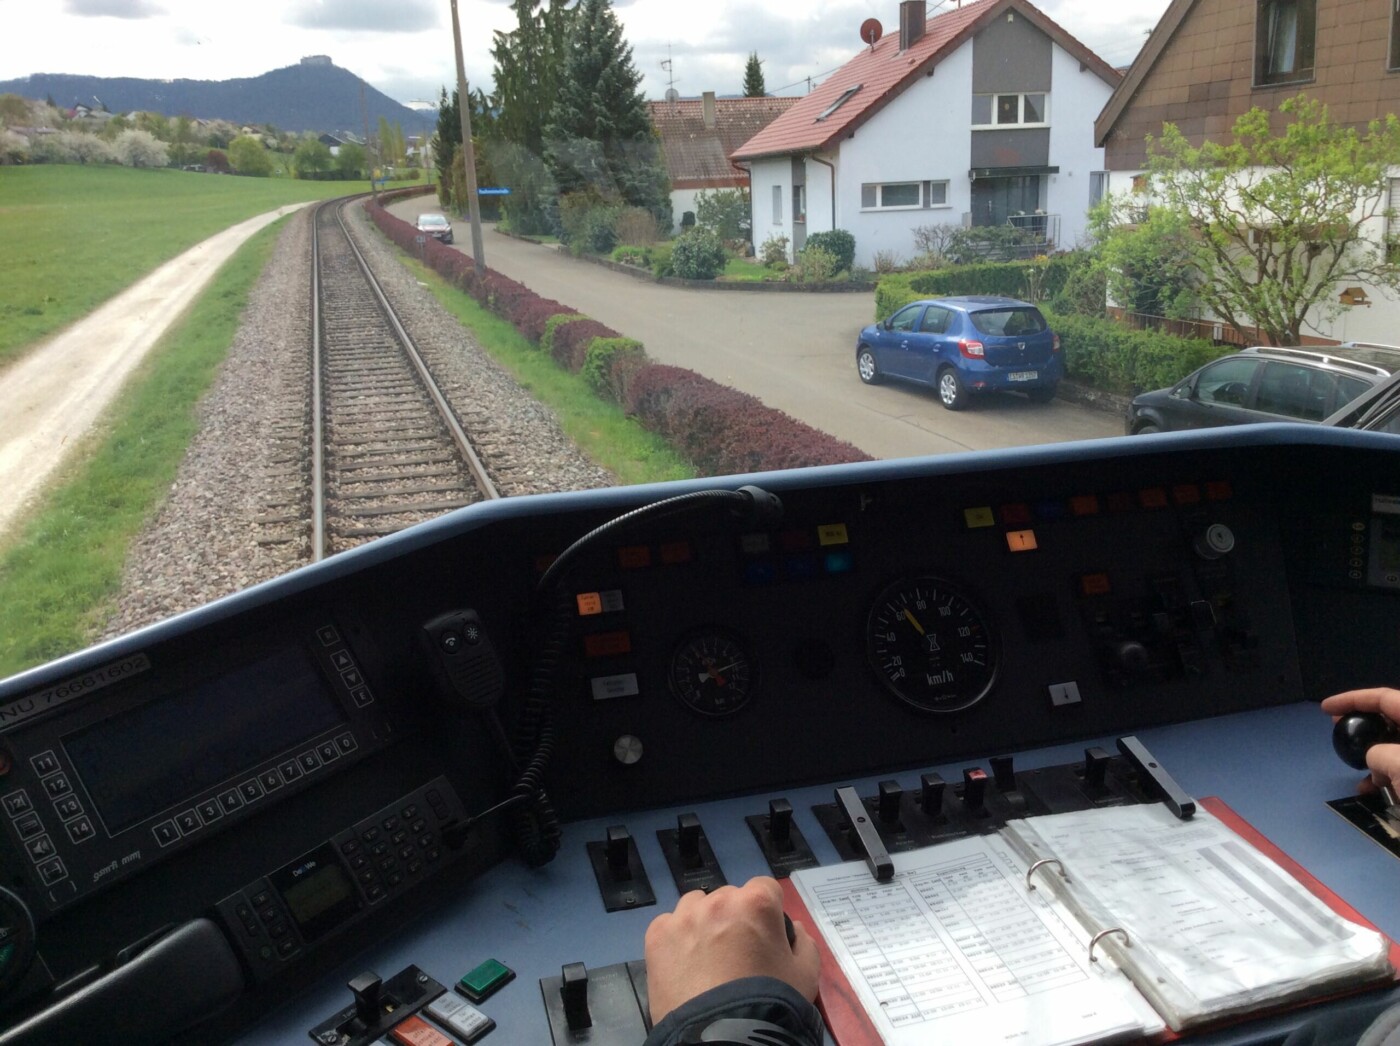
[308,198,500,559]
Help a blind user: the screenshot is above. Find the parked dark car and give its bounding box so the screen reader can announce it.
[1325,366,1400,433]
[1126,344,1400,435]
[856,296,1061,410]
[415,213,454,244]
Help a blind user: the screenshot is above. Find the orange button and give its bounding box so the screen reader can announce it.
[584,631,632,658]
[1006,529,1038,552]
[391,1015,453,1046]
[576,592,603,617]
[1069,495,1099,517]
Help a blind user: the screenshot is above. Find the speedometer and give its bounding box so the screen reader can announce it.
[866,576,997,712]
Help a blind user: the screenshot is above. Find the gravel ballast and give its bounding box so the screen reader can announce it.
[99,202,617,641]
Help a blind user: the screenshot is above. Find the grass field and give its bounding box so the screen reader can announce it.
[0,219,283,679]
[0,165,424,366]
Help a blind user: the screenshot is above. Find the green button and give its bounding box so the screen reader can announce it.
[456,957,515,1002]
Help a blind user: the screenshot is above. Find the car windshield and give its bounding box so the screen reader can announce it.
[967,308,1047,337]
[2,0,1393,678]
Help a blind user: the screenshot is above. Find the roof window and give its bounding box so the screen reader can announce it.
[816,84,862,121]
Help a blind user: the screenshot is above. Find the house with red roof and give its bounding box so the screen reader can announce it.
[731,0,1121,268]
[647,92,799,233]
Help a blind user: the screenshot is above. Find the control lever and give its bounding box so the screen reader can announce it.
[1332,713,1400,821]
[1117,735,1195,820]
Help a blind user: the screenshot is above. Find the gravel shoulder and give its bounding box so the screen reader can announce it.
[98,201,616,641]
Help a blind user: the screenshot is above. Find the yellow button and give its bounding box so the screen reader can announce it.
[817,524,849,546]
[964,507,995,529]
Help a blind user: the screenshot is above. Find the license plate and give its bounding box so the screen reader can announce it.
[1008,371,1038,382]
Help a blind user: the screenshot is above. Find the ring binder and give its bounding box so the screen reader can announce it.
[1025,857,1068,891]
[1088,927,1130,963]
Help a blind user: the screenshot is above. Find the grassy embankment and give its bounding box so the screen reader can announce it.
[0,168,690,678]
[0,165,419,367]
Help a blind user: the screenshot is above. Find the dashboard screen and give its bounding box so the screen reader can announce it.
[63,647,346,834]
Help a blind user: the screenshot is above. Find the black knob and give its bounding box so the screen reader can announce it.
[876,780,903,824]
[348,971,382,1027]
[1115,641,1151,674]
[1333,713,1400,770]
[561,962,591,1031]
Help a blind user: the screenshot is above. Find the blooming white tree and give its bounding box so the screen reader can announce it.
[114,128,169,168]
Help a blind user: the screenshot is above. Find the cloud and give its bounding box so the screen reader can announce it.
[64,0,166,17]
[284,0,440,33]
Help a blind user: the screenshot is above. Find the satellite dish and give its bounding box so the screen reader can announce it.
[665,88,680,102]
[860,18,883,47]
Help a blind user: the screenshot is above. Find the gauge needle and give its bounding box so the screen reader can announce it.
[902,609,925,635]
[700,660,742,686]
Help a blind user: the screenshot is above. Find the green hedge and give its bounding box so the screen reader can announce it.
[873,259,1077,320]
[582,336,646,401]
[541,313,590,356]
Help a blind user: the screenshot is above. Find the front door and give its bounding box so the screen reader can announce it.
[969,175,1041,228]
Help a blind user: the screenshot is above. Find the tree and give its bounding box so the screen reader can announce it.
[695,188,750,241]
[545,0,670,227]
[228,134,273,176]
[490,0,574,231]
[293,138,333,177]
[334,141,367,179]
[435,85,496,211]
[743,53,766,97]
[113,128,169,168]
[1141,95,1400,345]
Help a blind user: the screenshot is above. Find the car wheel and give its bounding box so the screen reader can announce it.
[857,346,882,385]
[937,367,968,411]
[1026,385,1056,404]
[1133,423,1162,435]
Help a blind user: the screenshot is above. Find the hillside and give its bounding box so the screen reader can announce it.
[0,61,436,135]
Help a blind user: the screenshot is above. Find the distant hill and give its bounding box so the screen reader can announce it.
[0,60,437,135]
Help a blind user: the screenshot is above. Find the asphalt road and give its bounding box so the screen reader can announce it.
[389,199,1123,460]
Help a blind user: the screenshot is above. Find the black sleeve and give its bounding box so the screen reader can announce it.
[642,975,824,1046]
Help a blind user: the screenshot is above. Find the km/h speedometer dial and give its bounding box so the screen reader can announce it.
[866,577,998,712]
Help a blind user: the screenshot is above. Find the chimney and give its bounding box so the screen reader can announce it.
[899,1,926,51]
[702,91,716,130]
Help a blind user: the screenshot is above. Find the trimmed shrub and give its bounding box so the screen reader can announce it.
[513,296,576,344]
[795,245,838,283]
[582,337,647,402]
[671,229,726,280]
[803,229,855,273]
[759,234,789,268]
[650,243,675,278]
[1043,308,1230,395]
[541,313,591,357]
[551,318,619,372]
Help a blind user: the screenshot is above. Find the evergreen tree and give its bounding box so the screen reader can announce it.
[491,0,574,232]
[434,85,495,212]
[545,0,670,226]
[743,52,766,97]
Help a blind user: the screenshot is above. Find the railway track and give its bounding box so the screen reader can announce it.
[309,198,499,559]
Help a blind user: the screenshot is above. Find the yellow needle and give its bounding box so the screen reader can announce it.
[902,609,925,635]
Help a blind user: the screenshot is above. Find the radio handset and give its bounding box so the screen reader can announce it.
[420,609,506,715]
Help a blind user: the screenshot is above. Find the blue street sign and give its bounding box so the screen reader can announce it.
[478,187,511,195]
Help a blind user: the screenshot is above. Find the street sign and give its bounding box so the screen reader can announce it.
[478,187,511,196]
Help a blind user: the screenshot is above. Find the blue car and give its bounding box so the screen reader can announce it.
[856,296,1062,410]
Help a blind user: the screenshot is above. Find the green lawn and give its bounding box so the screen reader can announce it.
[0,165,423,366]
[0,220,283,679]
[720,255,773,281]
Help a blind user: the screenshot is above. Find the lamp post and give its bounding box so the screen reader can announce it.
[450,0,487,271]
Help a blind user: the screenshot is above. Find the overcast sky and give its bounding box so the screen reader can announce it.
[1,0,1171,106]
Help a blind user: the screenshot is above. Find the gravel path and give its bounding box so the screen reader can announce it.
[99,201,615,640]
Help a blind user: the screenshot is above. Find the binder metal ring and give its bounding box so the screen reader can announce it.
[1088,927,1131,963]
[1025,858,1068,891]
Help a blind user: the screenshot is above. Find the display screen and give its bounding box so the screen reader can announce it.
[1370,494,1400,590]
[274,844,360,942]
[63,647,347,834]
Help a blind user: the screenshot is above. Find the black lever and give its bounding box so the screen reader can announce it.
[1332,713,1400,771]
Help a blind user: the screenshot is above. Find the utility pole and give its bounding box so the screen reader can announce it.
[450,0,487,271]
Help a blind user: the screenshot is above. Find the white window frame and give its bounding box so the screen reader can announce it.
[772,184,782,224]
[971,92,1049,129]
[860,181,950,212]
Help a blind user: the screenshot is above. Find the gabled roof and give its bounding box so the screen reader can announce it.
[1093,0,1195,148]
[647,96,799,187]
[732,0,1121,162]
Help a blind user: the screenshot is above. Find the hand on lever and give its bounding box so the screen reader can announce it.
[1321,687,1400,794]
[643,875,820,1025]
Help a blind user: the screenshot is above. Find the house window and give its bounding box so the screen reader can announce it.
[772,185,782,224]
[972,93,1048,127]
[1089,171,1107,207]
[1392,1,1400,70]
[861,181,948,210]
[1256,0,1315,86]
[793,185,807,224]
[1387,178,1400,262]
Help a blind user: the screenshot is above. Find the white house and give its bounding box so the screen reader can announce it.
[731,0,1121,269]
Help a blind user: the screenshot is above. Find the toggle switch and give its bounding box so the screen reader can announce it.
[768,798,793,849]
[1083,747,1112,793]
[961,767,988,815]
[677,813,702,868]
[876,780,903,825]
[605,826,632,881]
[561,962,591,1032]
[919,773,946,819]
[990,756,1016,794]
[658,813,727,894]
[745,798,818,879]
[349,971,382,1027]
